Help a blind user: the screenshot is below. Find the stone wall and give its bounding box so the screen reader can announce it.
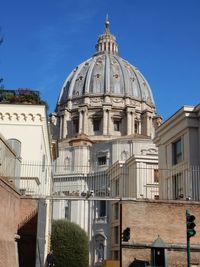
[121,200,200,267]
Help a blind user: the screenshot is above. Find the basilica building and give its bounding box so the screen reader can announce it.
[51,18,161,266]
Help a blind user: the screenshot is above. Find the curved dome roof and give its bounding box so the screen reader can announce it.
[57,19,155,107]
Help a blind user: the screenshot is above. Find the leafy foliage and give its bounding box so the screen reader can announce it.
[0,89,49,109]
[51,220,89,267]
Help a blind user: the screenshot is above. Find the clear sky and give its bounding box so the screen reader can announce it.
[1,0,200,120]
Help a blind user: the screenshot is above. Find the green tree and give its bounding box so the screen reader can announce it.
[51,220,89,267]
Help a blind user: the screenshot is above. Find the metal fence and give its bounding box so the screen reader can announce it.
[159,164,200,201]
[1,156,200,201]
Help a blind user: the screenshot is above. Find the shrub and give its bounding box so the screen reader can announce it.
[51,220,89,267]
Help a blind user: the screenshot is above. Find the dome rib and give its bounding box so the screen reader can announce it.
[57,70,74,104]
[113,55,129,96]
[68,60,89,98]
[105,54,111,94]
[85,57,96,94]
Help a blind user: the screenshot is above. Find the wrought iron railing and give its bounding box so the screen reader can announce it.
[1,153,200,201]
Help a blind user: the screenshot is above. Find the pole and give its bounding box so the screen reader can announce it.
[187,236,190,267]
[186,209,190,267]
[120,199,122,267]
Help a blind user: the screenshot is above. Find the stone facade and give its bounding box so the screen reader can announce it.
[51,18,162,266]
[0,103,53,262]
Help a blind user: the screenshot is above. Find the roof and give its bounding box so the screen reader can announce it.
[151,235,166,248]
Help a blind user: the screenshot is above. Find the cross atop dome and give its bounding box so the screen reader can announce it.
[105,14,110,34]
[95,17,118,54]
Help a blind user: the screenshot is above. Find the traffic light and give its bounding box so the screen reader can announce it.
[186,210,196,238]
[122,227,130,242]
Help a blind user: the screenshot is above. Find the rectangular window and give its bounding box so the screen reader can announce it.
[114,120,121,131]
[74,119,79,133]
[172,139,182,165]
[100,200,106,217]
[115,179,119,196]
[154,169,159,183]
[93,119,101,131]
[172,173,183,199]
[98,156,107,165]
[114,226,119,244]
[114,202,119,220]
[64,201,71,220]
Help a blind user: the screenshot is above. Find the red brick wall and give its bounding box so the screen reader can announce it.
[19,197,38,226]
[0,178,20,267]
[0,177,39,267]
[121,200,200,267]
[18,197,38,267]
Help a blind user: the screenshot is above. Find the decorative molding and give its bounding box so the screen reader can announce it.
[130,99,139,106]
[0,111,43,122]
[112,98,124,104]
[91,97,103,103]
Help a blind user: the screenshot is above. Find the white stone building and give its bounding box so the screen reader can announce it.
[0,101,53,261]
[51,18,161,265]
[154,104,200,201]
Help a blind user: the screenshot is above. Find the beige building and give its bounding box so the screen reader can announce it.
[0,131,47,267]
[0,93,54,265]
[107,150,158,200]
[154,104,200,201]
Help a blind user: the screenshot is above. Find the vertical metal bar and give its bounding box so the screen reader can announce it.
[186,209,190,267]
[120,199,122,267]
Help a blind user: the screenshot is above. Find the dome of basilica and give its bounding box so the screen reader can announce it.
[57,19,155,107]
[52,18,161,141]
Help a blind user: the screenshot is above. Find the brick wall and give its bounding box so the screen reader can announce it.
[0,178,20,267]
[18,198,38,267]
[0,177,39,267]
[121,200,200,267]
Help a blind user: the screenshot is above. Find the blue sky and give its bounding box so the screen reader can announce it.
[1,0,200,120]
